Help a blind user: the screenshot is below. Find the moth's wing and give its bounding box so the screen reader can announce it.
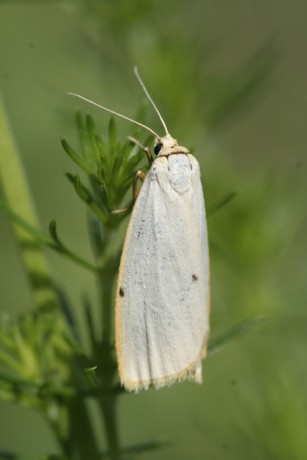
[115,154,210,391]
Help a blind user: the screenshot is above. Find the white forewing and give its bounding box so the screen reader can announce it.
[115,153,210,391]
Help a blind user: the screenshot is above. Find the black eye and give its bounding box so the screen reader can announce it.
[154,143,163,155]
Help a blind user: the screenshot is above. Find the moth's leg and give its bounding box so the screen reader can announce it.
[112,170,146,215]
[112,137,152,214]
[132,170,146,200]
[128,136,153,165]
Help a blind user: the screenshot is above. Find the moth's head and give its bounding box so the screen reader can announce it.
[154,134,177,155]
[154,134,188,157]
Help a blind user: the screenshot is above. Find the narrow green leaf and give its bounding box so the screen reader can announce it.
[83,295,97,350]
[122,439,169,456]
[49,219,63,247]
[0,370,77,400]
[95,133,108,167]
[59,328,85,355]
[111,151,123,176]
[86,112,96,133]
[67,173,89,201]
[108,118,117,155]
[87,213,106,258]
[0,201,98,272]
[208,316,265,358]
[75,175,91,201]
[207,191,237,216]
[66,174,110,224]
[87,115,102,164]
[61,138,97,176]
[48,219,99,272]
[0,200,54,246]
[0,370,40,390]
[0,351,23,374]
[100,439,169,459]
[96,170,112,210]
[0,450,18,460]
[0,327,16,352]
[83,366,99,389]
[77,113,94,162]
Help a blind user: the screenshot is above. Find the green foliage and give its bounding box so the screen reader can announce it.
[0,102,263,458]
[1,3,305,458]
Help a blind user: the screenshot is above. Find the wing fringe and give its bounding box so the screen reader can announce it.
[121,343,208,392]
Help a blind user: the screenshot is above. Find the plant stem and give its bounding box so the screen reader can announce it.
[101,270,115,345]
[98,265,121,459]
[0,94,103,460]
[68,396,101,460]
[0,92,59,313]
[46,397,101,460]
[101,397,121,460]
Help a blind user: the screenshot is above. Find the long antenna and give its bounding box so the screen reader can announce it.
[68,93,160,139]
[134,66,169,135]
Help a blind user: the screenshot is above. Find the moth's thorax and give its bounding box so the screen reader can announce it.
[155,134,189,157]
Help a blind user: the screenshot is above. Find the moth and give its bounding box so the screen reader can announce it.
[70,67,210,391]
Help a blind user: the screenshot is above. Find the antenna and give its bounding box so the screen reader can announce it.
[68,93,160,139]
[134,66,169,135]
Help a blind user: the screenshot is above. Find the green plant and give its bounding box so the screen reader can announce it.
[0,94,262,459]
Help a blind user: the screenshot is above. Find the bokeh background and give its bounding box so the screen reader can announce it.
[0,1,306,459]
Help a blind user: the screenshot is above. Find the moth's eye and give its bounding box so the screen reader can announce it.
[154,143,163,155]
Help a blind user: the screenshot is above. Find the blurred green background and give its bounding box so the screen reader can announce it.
[0,1,306,459]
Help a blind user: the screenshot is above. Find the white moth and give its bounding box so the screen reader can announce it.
[70,68,210,392]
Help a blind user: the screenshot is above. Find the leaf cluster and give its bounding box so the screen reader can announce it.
[0,113,263,459]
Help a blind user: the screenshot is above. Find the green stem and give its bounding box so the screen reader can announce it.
[101,398,120,460]
[68,396,101,460]
[46,397,101,460]
[0,92,59,313]
[98,264,121,459]
[0,93,102,460]
[101,270,115,345]
[46,404,71,459]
